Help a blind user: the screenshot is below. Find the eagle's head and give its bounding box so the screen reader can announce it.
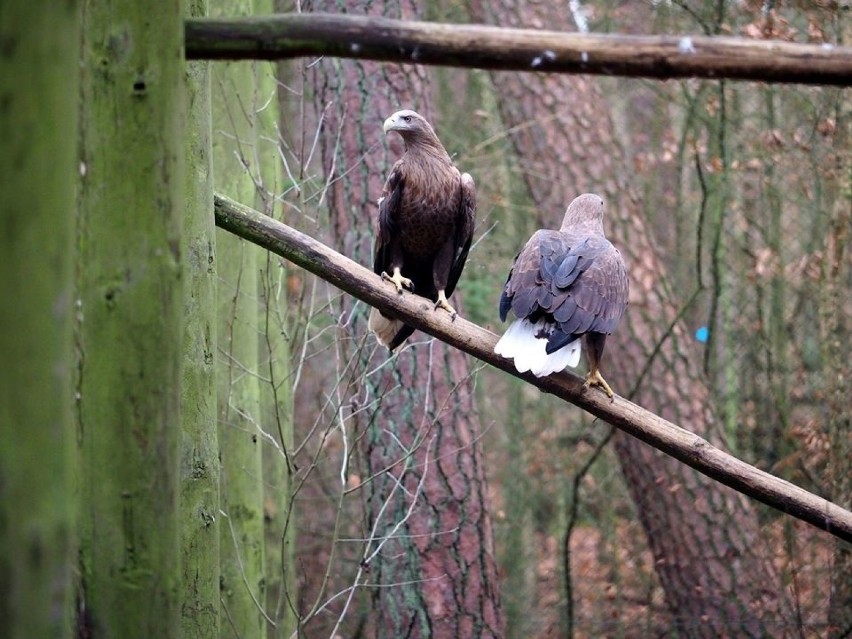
[382,109,439,148]
[561,193,606,234]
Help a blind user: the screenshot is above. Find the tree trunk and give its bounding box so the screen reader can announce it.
[824,155,851,639]
[250,2,297,633]
[75,0,185,635]
[825,19,851,636]
[210,1,266,637]
[181,0,221,637]
[307,1,503,636]
[470,0,788,636]
[0,2,80,637]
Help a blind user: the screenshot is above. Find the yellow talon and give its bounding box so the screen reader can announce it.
[434,290,457,320]
[584,368,615,400]
[381,267,413,294]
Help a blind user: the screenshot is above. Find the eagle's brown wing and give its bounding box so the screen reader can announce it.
[444,172,476,299]
[370,162,418,350]
[499,229,628,352]
[370,109,477,352]
[373,162,404,277]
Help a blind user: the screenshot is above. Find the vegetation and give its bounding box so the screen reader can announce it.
[2,1,849,638]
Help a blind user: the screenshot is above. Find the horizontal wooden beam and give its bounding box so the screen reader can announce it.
[185,13,852,86]
[214,192,852,542]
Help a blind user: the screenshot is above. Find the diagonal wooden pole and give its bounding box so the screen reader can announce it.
[185,13,852,86]
[214,192,852,543]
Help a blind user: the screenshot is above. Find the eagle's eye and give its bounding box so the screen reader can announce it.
[403,115,412,122]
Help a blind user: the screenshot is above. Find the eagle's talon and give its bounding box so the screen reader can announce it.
[435,291,457,319]
[381,268,413,294]
[585,369,615,399]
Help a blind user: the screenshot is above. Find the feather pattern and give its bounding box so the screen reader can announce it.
[494,194,628,379]
[370,110,475,351]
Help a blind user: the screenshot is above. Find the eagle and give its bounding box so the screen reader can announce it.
[368,109,476,351]
[494,193,628,397]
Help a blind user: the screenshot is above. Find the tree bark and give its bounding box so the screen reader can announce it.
[181,0,221,637]
[76,0,185,635]
[824,149,851,639]
[470,0,790,635]
[210,1,266,637]
[305,1,503,636]
[825,17,851,637]
[0,2,80,637]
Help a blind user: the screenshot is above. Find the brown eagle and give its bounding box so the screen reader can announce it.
[494,194,628,397]
[368,109,476,351]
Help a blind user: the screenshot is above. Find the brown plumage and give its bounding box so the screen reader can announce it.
[368,109,476,351]
[494,194,628,397]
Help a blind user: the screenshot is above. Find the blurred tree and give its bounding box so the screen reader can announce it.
[251,1,297,634]
[0,2,80,637]
[211,0,266,636]
[302,0,504,636]
[75,0,185,635]
[181,0,221,636]
[823,10,851,637]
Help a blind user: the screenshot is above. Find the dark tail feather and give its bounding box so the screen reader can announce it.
[499,291,513,322]
[388,324,416,351]
[546,329,578,354]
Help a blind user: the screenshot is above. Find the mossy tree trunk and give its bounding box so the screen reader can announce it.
[0,2,81,637]
[76,0,185,636]
[250,2,297,634]
[181,0,221,637]
[211,0,266,637]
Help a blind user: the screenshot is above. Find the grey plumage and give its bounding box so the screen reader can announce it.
[494,193,628,396]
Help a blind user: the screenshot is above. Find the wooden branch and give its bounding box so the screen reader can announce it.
[185,13,852,86]
[214,193,852,543]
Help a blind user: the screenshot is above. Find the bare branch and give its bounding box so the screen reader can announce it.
[185,13,852,86]
[213,192,852,543]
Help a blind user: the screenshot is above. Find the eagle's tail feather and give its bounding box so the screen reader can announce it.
[494,318,581,377]
[369,308,404,351]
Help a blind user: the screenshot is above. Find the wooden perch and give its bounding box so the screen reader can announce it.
[214,193,852,543]
[186,13,852,86]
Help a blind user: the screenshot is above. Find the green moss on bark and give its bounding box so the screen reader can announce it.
[211,2,266,638]
[76,0,185,635]
[252,3,297,632]
[0,2,81,637]
[181,0,221,637]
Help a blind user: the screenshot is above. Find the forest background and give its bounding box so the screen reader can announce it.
[2,0,849,638]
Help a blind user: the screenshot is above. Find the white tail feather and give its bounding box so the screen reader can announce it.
[494,319,582,377]
[368,308,403,349]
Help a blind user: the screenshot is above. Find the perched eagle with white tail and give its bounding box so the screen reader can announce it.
[368,109,476,351]
[494,193,628,397]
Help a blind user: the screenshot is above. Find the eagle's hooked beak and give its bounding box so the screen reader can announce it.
[382,115,397,134]
[383,111,419,136]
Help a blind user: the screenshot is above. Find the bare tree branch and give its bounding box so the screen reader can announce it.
[213,192,852,543]
[185,13,852,86]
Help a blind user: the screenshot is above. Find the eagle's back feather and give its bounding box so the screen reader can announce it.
[495,194,628,377]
